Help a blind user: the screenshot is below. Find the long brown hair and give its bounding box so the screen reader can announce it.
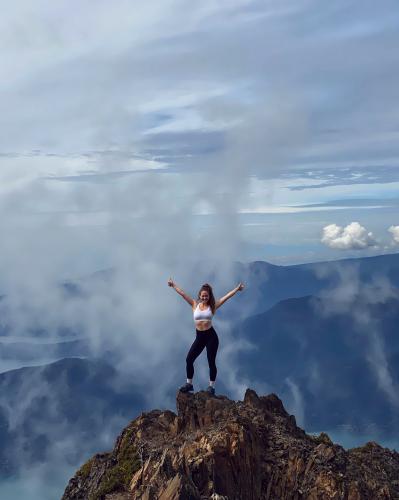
[197,283,216,315]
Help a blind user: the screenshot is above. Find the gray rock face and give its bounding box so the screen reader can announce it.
[62,388,399,499]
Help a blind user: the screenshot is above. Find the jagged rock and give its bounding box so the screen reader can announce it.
[62,388,399,499]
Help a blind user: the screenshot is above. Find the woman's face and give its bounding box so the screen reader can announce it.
[199,291,209,303]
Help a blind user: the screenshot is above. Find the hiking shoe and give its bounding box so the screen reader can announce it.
[179,382,194,393]
[206,385,215,395]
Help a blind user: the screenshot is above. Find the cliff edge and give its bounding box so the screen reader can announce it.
[62,389,399,499]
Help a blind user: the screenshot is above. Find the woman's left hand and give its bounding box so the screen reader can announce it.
[237,282,245,291]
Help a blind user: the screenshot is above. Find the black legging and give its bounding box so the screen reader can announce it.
[186,326,219,382]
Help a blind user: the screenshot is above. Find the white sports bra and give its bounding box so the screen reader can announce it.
[193,302,213,321]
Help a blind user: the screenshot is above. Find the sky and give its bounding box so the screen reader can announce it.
[1,1,399,497]
[1,0,399,285]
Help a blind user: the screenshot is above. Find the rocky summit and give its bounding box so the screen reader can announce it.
[62,389,399,499]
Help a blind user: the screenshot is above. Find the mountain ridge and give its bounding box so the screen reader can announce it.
[62,388,399,499]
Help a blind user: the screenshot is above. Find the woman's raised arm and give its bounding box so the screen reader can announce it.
[168,277,194,307]
[215,282,245,310]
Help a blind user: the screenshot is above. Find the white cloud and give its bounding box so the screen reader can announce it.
[321,221,378,250]
[388,225,399,244]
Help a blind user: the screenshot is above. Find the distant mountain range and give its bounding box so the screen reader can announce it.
[234,292,399,434]
[0,357,145,478]
[0,338,90,362]
[1,252,399,481]
[228,252,399,318]
[2,252,399,336]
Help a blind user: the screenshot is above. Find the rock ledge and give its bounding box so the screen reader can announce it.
[62,388,399,499]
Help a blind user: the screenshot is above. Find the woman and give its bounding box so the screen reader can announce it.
[168,278,245,395]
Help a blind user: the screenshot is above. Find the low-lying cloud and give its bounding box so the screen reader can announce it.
[314,262,399,409]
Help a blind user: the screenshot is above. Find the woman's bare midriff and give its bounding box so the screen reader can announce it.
[195,320,212,331]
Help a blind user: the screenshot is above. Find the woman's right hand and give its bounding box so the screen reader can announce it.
[168,277,175,288]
